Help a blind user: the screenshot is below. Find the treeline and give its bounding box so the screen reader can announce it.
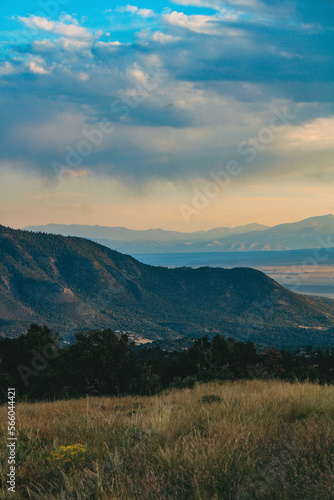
[0,325,333,403]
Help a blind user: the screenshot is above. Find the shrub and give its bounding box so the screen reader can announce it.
[201,394,221,404]
[48,444,87,468]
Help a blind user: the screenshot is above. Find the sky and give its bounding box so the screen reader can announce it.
[0,0,334,231]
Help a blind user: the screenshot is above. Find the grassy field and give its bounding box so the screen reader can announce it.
[0,380,333,499]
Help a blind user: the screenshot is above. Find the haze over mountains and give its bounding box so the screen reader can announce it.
[25,215,334,254]
[1,225,334,347]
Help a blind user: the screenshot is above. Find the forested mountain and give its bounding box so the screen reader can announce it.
[1,225,334,347]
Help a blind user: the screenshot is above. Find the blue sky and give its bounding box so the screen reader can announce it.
[0,0,334,229]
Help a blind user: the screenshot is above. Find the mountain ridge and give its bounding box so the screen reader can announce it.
[24,222,269,242]
[24,215,334,254]
[1,224,334,347]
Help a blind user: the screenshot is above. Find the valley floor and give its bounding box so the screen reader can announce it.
[0,380,333,499]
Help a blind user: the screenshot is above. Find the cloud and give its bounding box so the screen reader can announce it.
[18,15,54,32]
[32,39,55,51]
[170,0,223,9]
[163,11,241,35]
[117,5,156,18]
[0,62,17,76]
[77,72,90,81]
[96,41,123,52]
[136,28,180,44]
[17,15,92,39]
[57,38,92,51]
[170,0,261,11]
[97,41,122,47]
[280,117,334,151]
[152,31,180,43]
[29,57,50,75]
[163,11,222,34]
[0,2,334,191]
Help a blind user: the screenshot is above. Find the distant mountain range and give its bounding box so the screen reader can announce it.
[25,215,334,254]
[1,225,334,347]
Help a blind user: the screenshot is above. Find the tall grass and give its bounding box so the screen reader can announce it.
[1,380,333,499]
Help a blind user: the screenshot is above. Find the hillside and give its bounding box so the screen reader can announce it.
[25,215,334,254]
[1,381,333,499]
[1,225,334,346]
[190,214,334,253]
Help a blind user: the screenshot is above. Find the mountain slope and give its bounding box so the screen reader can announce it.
[1,225,334,346]
[24,215,334,254]
[191,215,334,252]
[24,223,268,242]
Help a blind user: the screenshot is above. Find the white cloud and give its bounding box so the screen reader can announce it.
[59,13,78,23]
[32,39,55,51]
[96,41,122,50]
[33,36,91,53]
[0,62,16,76]
[29,58,50,75]
[77,72,89,81]
[281,117,334,151]
[54,23,90,39]
[58,38,92,51]
[170,0,259,9]
[230,0,259,5]
[117,5,156,18]
[163,11,222,35]
[170,0,222,9]
[126,63,150,85]
[19,16,54,31]
[18,15,92,39]
[152,31,180,43]
[137,29,180,43]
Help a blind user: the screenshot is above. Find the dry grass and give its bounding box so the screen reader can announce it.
[1,380,333,499]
